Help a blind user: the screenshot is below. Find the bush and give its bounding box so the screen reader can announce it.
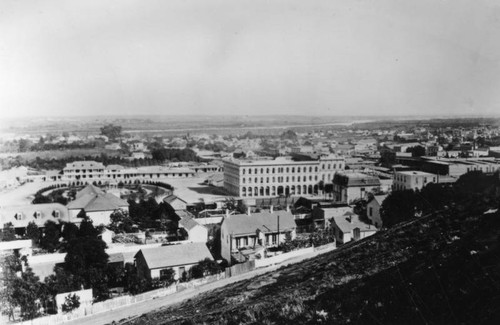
[61,294,80,313]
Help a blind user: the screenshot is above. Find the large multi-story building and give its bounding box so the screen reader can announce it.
[61,161,195,185]
[223,154,345,198]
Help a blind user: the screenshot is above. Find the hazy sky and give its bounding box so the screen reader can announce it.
[1,0,499,118]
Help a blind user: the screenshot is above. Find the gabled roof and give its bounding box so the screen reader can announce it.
[179,217,203,231]
[222,211,296,236]
[67,193,128,212]
[135,242,213,269]
[371,195,388,206]
[75,184,105,199]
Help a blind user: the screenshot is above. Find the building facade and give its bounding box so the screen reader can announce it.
[223,154,345,198]
[332,172,382,204]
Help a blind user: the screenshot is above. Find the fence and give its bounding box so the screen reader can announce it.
[225,260,255,277]
[17,274,222,325]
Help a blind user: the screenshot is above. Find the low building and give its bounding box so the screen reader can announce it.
[163,195,188,211]
[311,205,353,229]
[330,212,377,244]
[0,203,71,232]
[134,242,213,281]
[220,209,296,263]
[366,194,388,228]
[178,217,208,243]
[332,172,381,204]
[67,184,129,225]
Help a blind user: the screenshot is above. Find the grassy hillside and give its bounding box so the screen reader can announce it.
[122,205,500,324]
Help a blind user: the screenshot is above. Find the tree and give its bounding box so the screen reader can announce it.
[123,263,148,295]
[1,222,16,242]
[64,218,109,300]
[44,266,80,297]
[109,209,135,233]
[1,254,44,320]
[60,222,79,251]
[26,222,41,245]
[100,124,122,141]
[61,294,80,313]
[190,258,221,279]
[40,220,60,253]
[380,190,418,228]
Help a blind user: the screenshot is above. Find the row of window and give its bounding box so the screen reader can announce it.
[242,166,317,175]
[242,175,319,184]
[14,210,61,220]
[234,234,278,248]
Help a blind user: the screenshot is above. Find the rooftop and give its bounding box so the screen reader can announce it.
[223,210,296,236]
[135,242,213,269]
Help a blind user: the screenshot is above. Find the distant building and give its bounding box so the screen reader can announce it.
[393,171,438,191]
[366,194,388,228]
[330,212,377,244]
[332,172,381,204]
[220,209,296,263]
[223,154,345,198]
[61,160,196,185]
[134,242,214,281]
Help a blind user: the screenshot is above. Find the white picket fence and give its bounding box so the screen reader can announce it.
[17,274,225,325]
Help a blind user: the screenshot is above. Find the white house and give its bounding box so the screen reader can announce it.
[220,209,296,263]
[366,194,388,228]
[178,217,208,243]
[134,242,214,281]
[330,212,377,244]
[163,195,188,211]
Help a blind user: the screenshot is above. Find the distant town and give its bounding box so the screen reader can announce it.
[1,116,500,323]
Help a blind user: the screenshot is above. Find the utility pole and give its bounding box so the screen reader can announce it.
[277,214,280,248]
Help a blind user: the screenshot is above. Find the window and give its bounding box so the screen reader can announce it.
[272,168,275,173]
[242,178,246,184]
[309,167,312,172]
[255,177,258,183]
[292,167,295,173]
[298,167,301,172]
[286,167,289,173]
[53,210,60,218]
[243,169,246,175]
[272,234,277,244]
[261,168,264,174]
[34,211,41,219]
[249,169,252,174]
[369,207,373,216]
[244,237,249,246]
[15,212,23,220]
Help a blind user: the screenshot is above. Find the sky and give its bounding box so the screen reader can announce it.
[0,0,499,118]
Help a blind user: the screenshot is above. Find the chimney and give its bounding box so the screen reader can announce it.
[247,206,251,216]
[286,205,290,213]
[270,205,274,214]
[225,209,229,218]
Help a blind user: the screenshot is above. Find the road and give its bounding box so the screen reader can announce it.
[65,246,335,325]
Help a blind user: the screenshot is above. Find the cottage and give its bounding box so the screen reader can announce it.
[134,243,213,281]
[178,216,208,243]
[330,212,377,244]
[220,209,296,263]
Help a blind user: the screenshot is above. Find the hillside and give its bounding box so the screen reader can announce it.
[122,205,500,324]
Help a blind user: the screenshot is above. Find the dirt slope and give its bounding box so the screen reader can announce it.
[123,208,500,325]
